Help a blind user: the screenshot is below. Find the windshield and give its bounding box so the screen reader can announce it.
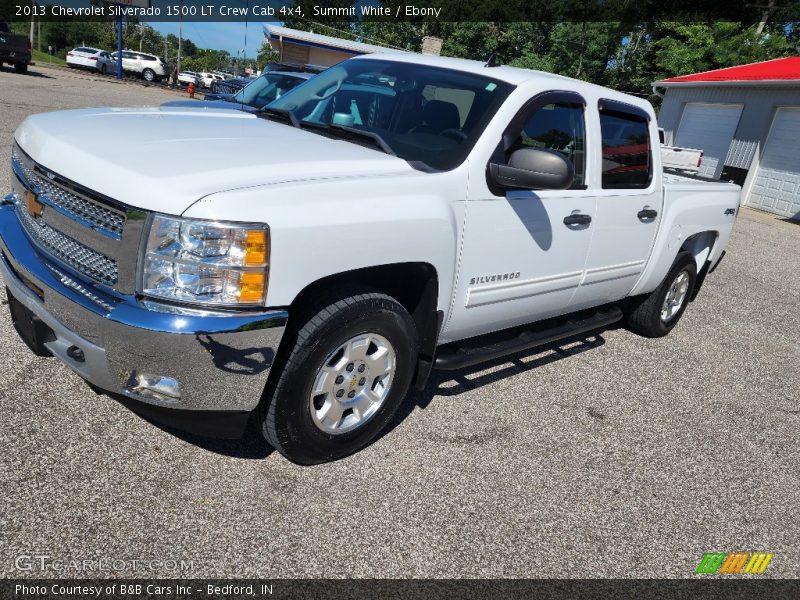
[233,72,307,108]
[267,59,514,171]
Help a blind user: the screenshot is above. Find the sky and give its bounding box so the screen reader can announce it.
[151,21,265,57]
[49,1,274,57]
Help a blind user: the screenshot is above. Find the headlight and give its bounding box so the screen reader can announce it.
[140,215,269,306]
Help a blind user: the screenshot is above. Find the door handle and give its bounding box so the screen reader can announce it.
[563,213,592,226]
[637,208,658,220]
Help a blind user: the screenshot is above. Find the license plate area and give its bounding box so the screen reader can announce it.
[6,289,55,357]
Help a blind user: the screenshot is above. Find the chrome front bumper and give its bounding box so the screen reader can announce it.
[0,201,287,413]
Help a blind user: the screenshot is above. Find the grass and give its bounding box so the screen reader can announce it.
[31,49,66,66]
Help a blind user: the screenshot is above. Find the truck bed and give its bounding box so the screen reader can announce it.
[662,171,739,188]
[628,173,741,297]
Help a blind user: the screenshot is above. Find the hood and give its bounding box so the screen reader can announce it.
[160,98,254,112]
[14,106,414,213]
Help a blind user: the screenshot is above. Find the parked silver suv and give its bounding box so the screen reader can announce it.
[110,49,167,82]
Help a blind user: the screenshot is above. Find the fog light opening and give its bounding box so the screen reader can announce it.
[127,371,182,401]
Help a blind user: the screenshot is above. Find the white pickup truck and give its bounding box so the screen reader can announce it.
[2,53,740,464]
[659,128,704,173]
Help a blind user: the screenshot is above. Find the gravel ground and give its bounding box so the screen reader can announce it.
[0,65,798,579]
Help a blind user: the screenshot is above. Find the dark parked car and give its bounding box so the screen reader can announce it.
[208,76,250,97]
[164,71,313,112]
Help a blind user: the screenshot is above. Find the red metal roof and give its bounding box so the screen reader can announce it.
[659,56,800,83]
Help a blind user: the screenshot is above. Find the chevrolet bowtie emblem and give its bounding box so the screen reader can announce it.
[24,190,44,219]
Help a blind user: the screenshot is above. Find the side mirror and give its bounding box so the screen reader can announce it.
[488,147,574,191]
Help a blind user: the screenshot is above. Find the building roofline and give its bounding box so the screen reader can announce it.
[263,24,405,55]
[653,79,800,88]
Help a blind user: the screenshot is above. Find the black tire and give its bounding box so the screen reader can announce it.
[14,62,27,75]
[259,289,418,465]
[100,64,106,75]
[626,252,697,338]
[142,68,155,82]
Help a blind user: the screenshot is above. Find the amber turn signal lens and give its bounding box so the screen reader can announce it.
[244,230,268,266]
[239,272,266,303]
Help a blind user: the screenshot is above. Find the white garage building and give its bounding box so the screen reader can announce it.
[654,57,800,221]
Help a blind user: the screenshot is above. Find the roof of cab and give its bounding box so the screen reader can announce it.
[349,52,654,113]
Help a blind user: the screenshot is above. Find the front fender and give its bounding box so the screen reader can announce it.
[183,169,464,314]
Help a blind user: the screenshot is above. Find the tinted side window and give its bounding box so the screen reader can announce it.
[600,110,652,188]
[510,102,586,187]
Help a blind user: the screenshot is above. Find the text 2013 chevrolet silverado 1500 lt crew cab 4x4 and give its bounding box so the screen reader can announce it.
[2,54,740,464]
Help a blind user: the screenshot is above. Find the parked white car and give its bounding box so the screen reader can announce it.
[110,49,167,82]
[177,71,201,86]
[197,71,223,88]
[3,53,741,464]
[66,47,117,75]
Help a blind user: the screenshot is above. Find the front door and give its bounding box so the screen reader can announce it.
[443,93,596,341]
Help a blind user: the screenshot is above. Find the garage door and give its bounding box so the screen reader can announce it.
[675,103,743,179]
[747,107,800,219]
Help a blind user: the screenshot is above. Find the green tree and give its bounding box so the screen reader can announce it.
[256,40,281,70]
[183,48,232,72]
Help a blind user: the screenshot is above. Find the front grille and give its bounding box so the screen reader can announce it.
[12,148,125,236]
[17,199,119,285]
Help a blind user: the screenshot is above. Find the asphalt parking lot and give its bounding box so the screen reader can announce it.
[0,65,798,579]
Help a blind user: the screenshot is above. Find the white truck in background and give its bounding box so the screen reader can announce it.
[2,53,740,464]
[659,127,704,173]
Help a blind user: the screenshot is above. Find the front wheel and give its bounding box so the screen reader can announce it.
[14,63,28,75]
[142,68,155,82]
[100,64,107,75]
[259,290,418,465]
[626,252,697,338]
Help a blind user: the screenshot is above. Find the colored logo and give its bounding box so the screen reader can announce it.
[696,552,773,575]
[24,190,43,219]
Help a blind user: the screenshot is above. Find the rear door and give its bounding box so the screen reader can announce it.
[121,51,139,73]
[570,100,662,308]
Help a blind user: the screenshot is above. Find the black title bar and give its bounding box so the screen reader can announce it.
[2,0,799,23]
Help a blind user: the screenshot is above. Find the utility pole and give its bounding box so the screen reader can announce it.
[116,13,122,79]
[37,15,40,52]
[29,0,35,47]
[177,0,183,76]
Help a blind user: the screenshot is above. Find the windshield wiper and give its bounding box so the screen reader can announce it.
[259,107,300,128]
[328,124,396,156]
[295,120,396,156]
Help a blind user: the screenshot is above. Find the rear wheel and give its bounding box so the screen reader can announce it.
[259,289,418,465]
[14,63,27,75]
[626,252,697,338]
[100,64,107,75]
